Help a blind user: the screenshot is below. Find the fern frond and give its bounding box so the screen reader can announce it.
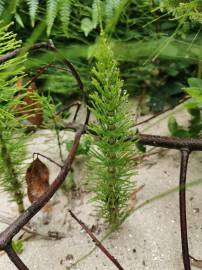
[105,0,121,21]
[46,0,59,36]
[8,0,20,15]
[59,0,71,36]
[92,0,100,28]
[0,0,5,16]
[26,0,39,27]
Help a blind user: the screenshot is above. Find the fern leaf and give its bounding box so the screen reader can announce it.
[26,0,39,27]
[46,0,59,36]
[0,0,5,16]
[15,12,24,27]
[92,0,100,27]
[59,0,71,36]
[105,0,121,20]
[81,0,100,37]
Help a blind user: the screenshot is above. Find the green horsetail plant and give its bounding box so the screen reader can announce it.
[87,34,136,227]
[0,24,28,213]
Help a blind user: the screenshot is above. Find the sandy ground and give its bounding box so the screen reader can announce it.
[0,102,202,270]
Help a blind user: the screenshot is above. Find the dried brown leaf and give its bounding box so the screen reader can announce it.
[190,256,202,269]
[16,79,43,126]
[26,157,50,203]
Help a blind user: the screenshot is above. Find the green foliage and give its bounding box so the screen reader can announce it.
[0,0,5,16]
[12,240,24,254]
[0,0,73,36]
[167,75,202,138]
[46,0,59,36]
[87,34,135,226]
[0,24,28,213]
[1,0,199,115]
[159,0,202,24]
[26,0,39,27]
[184,77,202,107]
[168,108,202,137]
[59,0,71,37]
[81,0,100,37]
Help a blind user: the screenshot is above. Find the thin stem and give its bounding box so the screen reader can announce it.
[73,103,82,122]
[179,149,191,270]
[134,97,188,127]
[4,244,29,270]
[58,101,81,121]
[69,210,125,270]
[33,152,63,168]
[189,255,202,268]
[53,118,64,163]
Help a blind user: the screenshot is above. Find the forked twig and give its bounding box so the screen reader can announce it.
[69,210,125,270]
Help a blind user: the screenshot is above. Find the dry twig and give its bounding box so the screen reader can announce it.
[69,210,125,270]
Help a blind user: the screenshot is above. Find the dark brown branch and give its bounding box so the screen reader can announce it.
[73,103,82,122]
[179,149,191,270]
[69,210,125,270]
[0,41,54,64]
[4,244,29,270]
[62,122,202,152]
[139,134,202,151]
